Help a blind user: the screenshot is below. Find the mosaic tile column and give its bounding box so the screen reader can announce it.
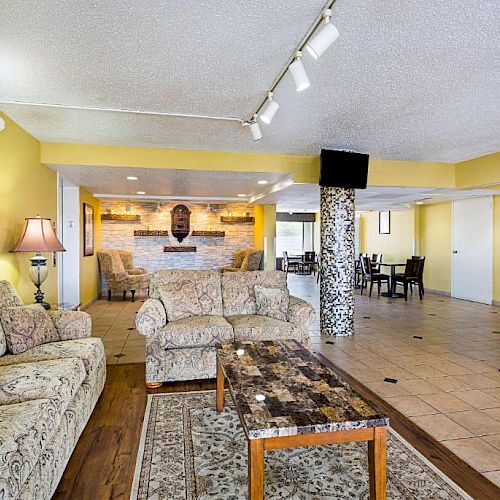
[320,186,355,336]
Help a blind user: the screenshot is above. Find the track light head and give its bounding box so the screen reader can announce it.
[243,116,262,140]
[259,92,280,124]
[289,51,310,92]
[305,9,339,60]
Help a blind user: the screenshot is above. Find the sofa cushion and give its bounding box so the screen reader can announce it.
[0,338,104,378]
[225,314,302,342]
[0,398,66,498]
[0,358,85,406]
[158,281,203,322]
[150,270,223,316]
[240,249,263,271]
[157,315,234,349]
[233,249,248,269]
[221,271,287,316]
[255,285,290,321]
[0,305,59,354]
[0,281,24,357]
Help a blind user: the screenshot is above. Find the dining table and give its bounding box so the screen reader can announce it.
[378,262,406,298]
[288,254,316,275]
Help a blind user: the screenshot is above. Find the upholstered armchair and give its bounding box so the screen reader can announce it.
[221,248,264,272]
[97,249,150,302]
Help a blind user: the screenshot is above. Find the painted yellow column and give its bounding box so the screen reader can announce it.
[413,206,420,256]
[253,205,276,270]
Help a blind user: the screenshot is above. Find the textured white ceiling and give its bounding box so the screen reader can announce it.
[50,164,289,200]
[262,184,500,212]
[1,0,499,161]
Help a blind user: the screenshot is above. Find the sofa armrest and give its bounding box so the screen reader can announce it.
[288,295,316,329]
[127,268,147,275]
[49,310,92,340]
[136,298,166,336]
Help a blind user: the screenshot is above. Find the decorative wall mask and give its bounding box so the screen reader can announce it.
[171,204,191,243]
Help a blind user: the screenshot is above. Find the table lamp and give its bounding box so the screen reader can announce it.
[10,216,65,309]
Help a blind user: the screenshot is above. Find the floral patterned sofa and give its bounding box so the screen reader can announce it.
[0,281,105,499]
[135,270,315,387]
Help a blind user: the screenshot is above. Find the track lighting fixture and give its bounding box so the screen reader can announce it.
[259,92,280,124]
[305,9,339,60]
[288,51,310,92]
[243,115,262,140]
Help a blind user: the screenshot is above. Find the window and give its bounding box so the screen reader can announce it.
[276,221,314,256]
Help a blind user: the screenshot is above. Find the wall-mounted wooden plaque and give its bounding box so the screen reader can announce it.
[164,246,197,252]
[101,214,141,222]
[191,230,225,237]
[134,230,169,236]
[220,216,255,224]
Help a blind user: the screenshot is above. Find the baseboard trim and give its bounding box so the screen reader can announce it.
[80,296,98,311]
[426,288,451,297]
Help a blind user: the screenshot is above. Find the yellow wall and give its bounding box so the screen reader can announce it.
[79,188,101,306]
[253,204,276,270]
[455,152,500,188]
[41,142,457,188]
[419,203,452,293]
[360,210,415,263]
[494,196,500,303]
[0,113,58,304]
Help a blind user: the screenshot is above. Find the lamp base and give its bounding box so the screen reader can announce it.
[30,254,51,310]
[34,286,51,310]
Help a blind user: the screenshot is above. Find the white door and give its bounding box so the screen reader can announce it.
[57,175,80,308]
[452,197,493,304]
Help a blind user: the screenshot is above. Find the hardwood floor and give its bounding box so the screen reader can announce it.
[53,363,214,499]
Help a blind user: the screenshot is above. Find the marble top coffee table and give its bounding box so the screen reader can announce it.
[216,339,389,500]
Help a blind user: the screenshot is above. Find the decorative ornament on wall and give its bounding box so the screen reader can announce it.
[171,204,191,243]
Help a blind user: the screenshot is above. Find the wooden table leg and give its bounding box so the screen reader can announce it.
[368,427,387,500]
[248,438,264,500]
[216,358,225,412]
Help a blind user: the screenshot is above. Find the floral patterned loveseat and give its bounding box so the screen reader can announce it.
[135,270,315,386]
[0,281,105,499]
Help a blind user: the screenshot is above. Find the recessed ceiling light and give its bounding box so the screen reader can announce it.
[127,176,138,181]
[237,194,246,197]
[415,201,424,205]
[137,191,146,195]
[257,180,269,185]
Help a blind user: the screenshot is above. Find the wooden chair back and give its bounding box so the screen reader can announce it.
[304,251,316,263]
[361,255,373,277]
[404,259,422,279]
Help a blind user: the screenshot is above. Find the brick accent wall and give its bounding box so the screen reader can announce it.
[99,199,255,294]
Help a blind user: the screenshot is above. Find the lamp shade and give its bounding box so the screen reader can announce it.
[10,217,65,253]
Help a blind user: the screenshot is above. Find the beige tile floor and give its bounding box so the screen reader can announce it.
[87,273,500,486]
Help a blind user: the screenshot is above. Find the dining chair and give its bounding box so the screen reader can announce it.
[372,253,383,272]
[283,251,299,275]
[410,256,426,296]
[360,256,390,297]
[392,259,425,300]
[355,253,366,287]
[300,251,316,275]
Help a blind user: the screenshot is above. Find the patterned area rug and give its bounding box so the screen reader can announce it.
[131,391,470,499]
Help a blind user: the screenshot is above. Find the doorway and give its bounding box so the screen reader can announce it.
[451,197,493,304]
[57,175,80,308]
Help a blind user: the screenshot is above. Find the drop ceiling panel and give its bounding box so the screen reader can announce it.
[1,0,499,161]
[50,164,288,199]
